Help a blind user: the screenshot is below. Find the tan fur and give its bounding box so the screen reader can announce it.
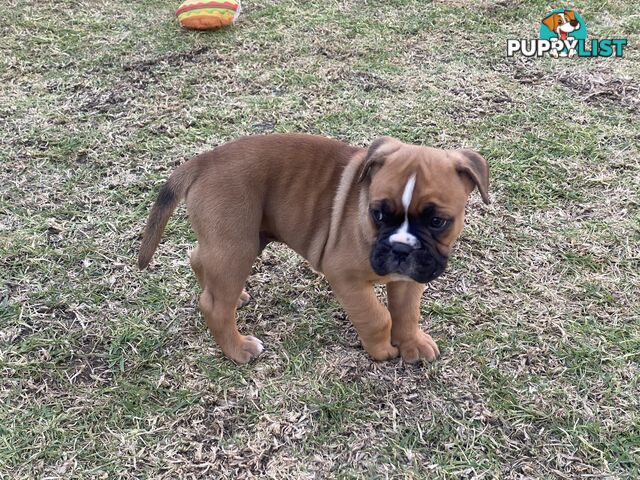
[138,134,489,364]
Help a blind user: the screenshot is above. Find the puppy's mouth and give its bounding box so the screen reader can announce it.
[559,21,579,36]
[370,240,448,283]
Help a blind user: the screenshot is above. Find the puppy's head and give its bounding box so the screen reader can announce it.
[359,137,489,283]
[542,10,580,34]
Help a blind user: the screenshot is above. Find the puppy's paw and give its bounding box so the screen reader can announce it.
[365,341,399,361]
[397,331,439,363]
[237,290,251,309]
[225,335,264,364]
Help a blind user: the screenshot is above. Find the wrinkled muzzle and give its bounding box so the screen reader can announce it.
[370,239,448,283]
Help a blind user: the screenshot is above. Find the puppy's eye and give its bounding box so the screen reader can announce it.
[429,217,448,230]
[371,209,384,224]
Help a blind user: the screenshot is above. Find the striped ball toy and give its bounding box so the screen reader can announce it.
[176,0,241,30]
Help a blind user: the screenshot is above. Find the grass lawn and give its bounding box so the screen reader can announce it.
[1,0,639,478]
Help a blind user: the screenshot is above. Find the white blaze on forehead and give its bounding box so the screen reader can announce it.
[401,173,416,211]
[389,173,419,248]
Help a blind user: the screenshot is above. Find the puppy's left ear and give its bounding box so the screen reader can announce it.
[358,136,397,183]
[455,150,490,205]
[542,13,559,32]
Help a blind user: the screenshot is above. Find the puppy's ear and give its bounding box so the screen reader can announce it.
[358,136,397,183]
[455,149,490,205]
[542,13,559,32]
[565,10,576,21]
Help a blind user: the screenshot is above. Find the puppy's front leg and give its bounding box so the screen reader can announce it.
[387,281,439,363]
[329,278,399,361]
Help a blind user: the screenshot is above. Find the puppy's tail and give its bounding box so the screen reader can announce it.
[137,157,201,270]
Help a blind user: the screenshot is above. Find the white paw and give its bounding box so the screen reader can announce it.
[246,335,264,354]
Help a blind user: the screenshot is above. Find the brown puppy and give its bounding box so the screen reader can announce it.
[138,134,489,364]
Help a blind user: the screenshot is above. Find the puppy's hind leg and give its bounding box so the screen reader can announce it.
[189,244,206,287]
[190,244,251,309]
[196,242,263,364]
[233,231,272,309]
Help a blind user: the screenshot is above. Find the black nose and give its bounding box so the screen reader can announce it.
[391,242,414,255]
[570,20,579,27]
